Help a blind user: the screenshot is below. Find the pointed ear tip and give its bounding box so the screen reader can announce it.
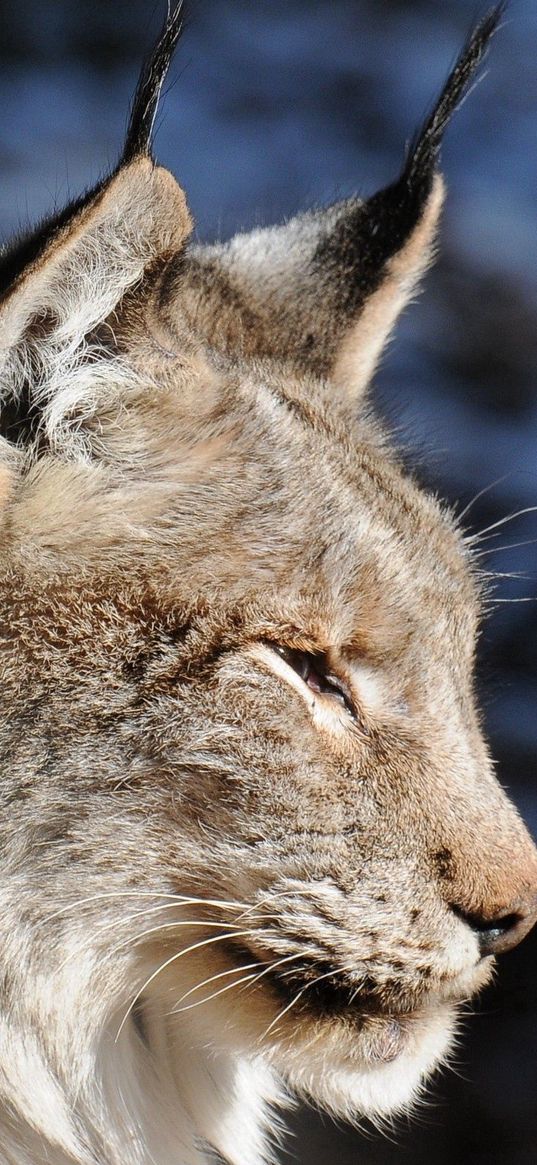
[117,154,161,182]
[119,154,173,184]
[116,157,191,221]
[151,164,193,233]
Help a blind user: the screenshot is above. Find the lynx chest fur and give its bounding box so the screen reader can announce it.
[0,5,536,1165]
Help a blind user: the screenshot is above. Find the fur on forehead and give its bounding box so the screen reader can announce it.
[0,3,503,576]
[1,356,475,654]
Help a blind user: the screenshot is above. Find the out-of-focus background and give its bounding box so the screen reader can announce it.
[0,1,535,1161]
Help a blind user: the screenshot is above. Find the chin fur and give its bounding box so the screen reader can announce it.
[271,1004,458,1125]
[0,928,491,1163]
[96,996,458,1161]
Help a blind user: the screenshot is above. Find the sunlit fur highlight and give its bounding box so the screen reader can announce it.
[0,6,535,1165]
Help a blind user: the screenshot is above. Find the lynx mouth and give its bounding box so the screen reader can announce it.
[224,940,424,1062]
[263,956,382,1017]
[229,941,406,1016]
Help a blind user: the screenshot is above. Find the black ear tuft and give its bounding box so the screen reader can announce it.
[328,4,506,298]
[0,4,187,302]
[122,2,185,164]
[404,4,505,192]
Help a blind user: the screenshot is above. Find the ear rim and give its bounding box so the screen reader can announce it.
[331,174,445,398]
[328,6,505,397]
[0,158,192,345]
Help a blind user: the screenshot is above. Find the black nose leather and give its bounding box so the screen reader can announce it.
[454,895,537,956]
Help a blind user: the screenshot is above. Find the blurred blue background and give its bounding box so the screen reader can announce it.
[0,1,536,1161]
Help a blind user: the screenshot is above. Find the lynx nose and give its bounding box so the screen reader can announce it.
[455,894,537,956]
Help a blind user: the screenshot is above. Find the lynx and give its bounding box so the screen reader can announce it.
[0,4,535,1164]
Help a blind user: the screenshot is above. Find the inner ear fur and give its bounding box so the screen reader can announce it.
[0,2,192,454]
[177,174,443,402]
[0,159,192,449]
[0,159,191,359]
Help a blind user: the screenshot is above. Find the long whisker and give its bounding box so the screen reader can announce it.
[236,951,307,998]
[467,506,537,543]
[173,949,308,1015]
[172,970,262,1014]
[41,891,248,928]
[236,890,301,922]
[110,918,245,958]
[257,963,357,1044]
[257,983,314,1044]
[57,918,246,975]
[55,898,288,981]
[173,950,308,1015]
[79,900,245,945]
[473,537,537,558]
[481,572,531,582]
[457,473,513,523]
[173,961,265,1007]
[101,912,286,964]
[486,596,537,604]
[236,884,339,922]
[114,928,255,1042]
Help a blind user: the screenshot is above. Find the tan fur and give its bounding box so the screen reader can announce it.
[0,16,535,1165]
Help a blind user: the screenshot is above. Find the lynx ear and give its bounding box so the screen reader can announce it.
[0,3,190,453]
[181,7,503,402]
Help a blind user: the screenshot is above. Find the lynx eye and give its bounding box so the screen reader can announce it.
[270,645,356,719]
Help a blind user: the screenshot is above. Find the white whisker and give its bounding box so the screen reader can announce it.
[258,960,364,1045]
[468,506,537,542]
[41,890,248,928]
[238,952,306,995]
[174,961,264,1006]
[172,971,261,1014]
[473,540,537,562]
[109,918,245,958]
[173,950,307,1015]
[457,473,512,523]
[85,899,245,943]
[236,890,299,922]
[57,918,248,975]
[487,596,537,604]
[257,982,312,1044]
[257,963,346,1044]
[482,571,530,581]
[114,928,255,1042]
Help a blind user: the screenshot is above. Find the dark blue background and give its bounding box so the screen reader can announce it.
[1,2,536,1161]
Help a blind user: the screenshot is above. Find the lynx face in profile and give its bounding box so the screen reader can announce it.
[0,4,535,1164]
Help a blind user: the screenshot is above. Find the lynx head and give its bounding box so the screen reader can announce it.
[0,5,535,1165]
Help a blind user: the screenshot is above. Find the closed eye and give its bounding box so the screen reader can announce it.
[266,643,357,721]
